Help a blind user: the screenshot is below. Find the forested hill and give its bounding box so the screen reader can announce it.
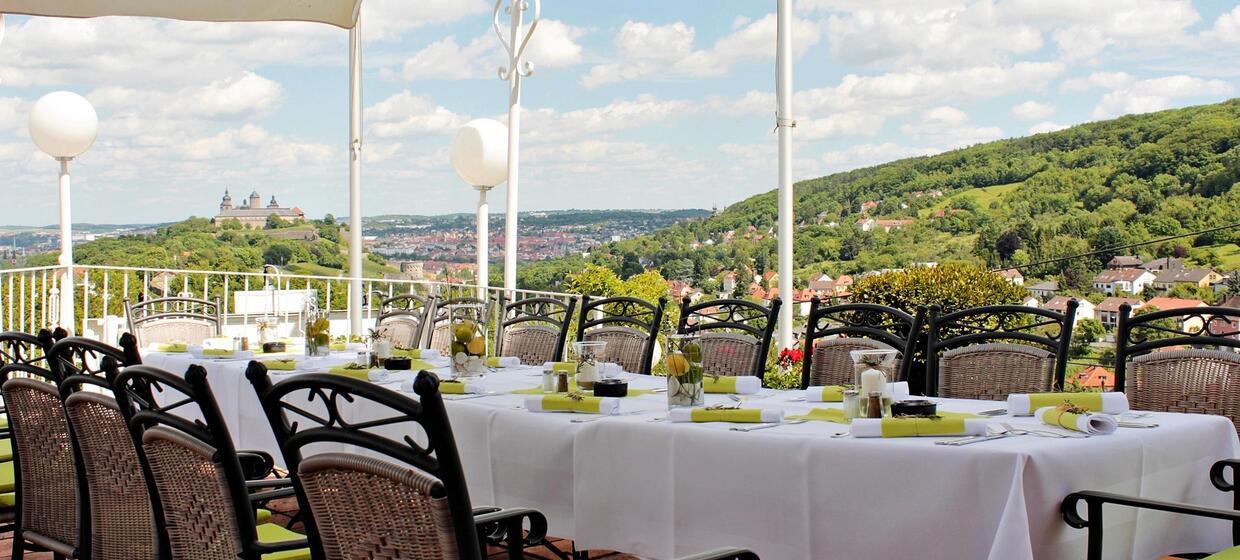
[517,98,1240,294]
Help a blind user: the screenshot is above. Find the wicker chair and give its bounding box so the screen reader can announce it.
[125,296,222,347]
[1115,304,1240,434]
[374,294,431,349]
[496,296,577,364]
[426,297,491,354]
[2,357,81,559]
[678,297,781,379]
[800,299,923,390]
[1063,459,1240,560]
[577,295,666,375]
[109,364,310,560]
[925,302,1077,398]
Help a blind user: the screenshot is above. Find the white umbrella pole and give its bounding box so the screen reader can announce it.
[58,158,75,333]
[476,187,490,299]
[347,19,363,336]
[776,0,795,350]
[494,0,540,296]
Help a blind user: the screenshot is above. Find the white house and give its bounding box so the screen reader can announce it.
[1044,296,1095,325]
[1093,268,1156,295]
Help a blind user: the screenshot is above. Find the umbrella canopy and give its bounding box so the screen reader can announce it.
[0,0,361,28]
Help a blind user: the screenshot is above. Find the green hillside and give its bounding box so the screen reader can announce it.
[518,99,1240,293]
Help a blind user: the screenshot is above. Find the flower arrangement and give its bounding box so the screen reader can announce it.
[304,313,330,357]
[666,334,704,407]
[450,316,487,377]
[764,347,803,390]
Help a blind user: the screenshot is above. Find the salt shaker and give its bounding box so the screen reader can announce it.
[842,390,860,420]
[542,368,558,392]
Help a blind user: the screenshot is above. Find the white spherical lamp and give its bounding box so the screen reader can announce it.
[450,118,508,188]
[29,91,99,159]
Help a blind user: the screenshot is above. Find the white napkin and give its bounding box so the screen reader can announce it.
[414,348,442,359]
[806,381,909,402]
[725,376,763,395]
[187,345,254,360]
[523,395,621,415]
[667,408,784,423]
[403,379,484,394]
[1035,406,1118,435]
[849,418,989,438]
[487,356,521,368]
[1007,393,1129,416]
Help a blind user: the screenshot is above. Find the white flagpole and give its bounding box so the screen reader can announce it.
[347,16,364,336]
[776,0,795,350]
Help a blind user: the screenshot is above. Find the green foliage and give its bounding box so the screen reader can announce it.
[1132,305,1181,341]
[849,263,1030,316]
[1070,318,1106,359]
[265,214,289,229]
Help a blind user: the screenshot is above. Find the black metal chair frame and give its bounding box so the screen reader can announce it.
[373,293,432,345]
[576,295,667,375]
[107,363,305,560]
[124,296,223,344]
[0,329,62,556]
[1113,304,1240,391]
[924,302,1077,396]
[677,297,782,379]
[800,299,924,390]
[1063,459,1240,560]
[246,364,560,559]
[496,295,578,363]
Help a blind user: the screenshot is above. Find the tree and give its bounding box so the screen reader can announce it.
[566,264,622,297]
[1227,271,1240,295]
[995,230,1022,262]
[1069,318,1105,359]
[266,214,288,230]
[263,243,294,266]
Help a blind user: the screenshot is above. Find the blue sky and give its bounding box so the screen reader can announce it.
[2,0,1240,226]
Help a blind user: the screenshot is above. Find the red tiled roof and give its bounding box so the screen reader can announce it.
[1075,366,1115,389]
[1144,297,1206,311]
[1096,297,1144,313]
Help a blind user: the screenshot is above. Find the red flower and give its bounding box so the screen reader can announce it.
[777,348,803,368]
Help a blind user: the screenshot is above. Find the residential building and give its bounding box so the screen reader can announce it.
[1106,255,1144,269]
[998,269,1024,286]
[1152,268,1224,292]
[1044,296,1095,325]
[807,273,834,293]
[1074,366,1115,390]
[874,219,914,232]
[214,190,304,228]
[1096,297,1144,329]
[1028,280,1058,299]
[1093,268,1156,295]
[1144,296,1208,332]
[855,218,875,232]
[1213,294,1240,341]
[721,272,737,295]
[1141,257,1185,273]
[1022,295,1039,308]
[834,275,854,296]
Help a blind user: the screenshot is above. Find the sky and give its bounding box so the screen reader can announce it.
[2,0,1240,226]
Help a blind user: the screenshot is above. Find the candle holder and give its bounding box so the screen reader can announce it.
[850,349,898,416]
[571,340,607,390]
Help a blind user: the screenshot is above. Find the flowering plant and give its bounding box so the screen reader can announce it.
[764,347,804,390]
[777,348,803,369]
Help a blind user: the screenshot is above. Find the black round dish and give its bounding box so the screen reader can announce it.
[384,357,412,370]
[890,399,937,417]
[262,341,286,354]
[592,379,628,397]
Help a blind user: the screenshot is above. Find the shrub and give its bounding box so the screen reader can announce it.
[849,263,1030,316]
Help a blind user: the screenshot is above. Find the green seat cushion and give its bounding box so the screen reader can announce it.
[1206,547,1240,559]
[0,414,8,429]
[0,492,13,507]
[0,461,13,494]
[0,439,11,462]
[255,508,272,524]
[257,523,312,560]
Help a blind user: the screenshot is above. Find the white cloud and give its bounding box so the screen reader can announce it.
[582,14,822,88]
[525,95,701,142]
[822,142,938,170]
[994,0,1200,60]
[900,106,1003,148]
[1201,5,1240,45]
[1091,75,1234,119]
[1029,122,1070,134]
[397,20,586,81]
[798,111,886,140]
[89,72,283,120]
[0,97,24,132]
[1011,100,1055,121]
[824,3,1042,67]
[1059,71,1135,93]
[361,0,489,41]
[364,91,468,138]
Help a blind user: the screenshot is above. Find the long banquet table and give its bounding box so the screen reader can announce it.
[143,350,1240,560]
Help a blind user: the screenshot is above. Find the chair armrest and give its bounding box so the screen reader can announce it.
[1212,459,1240,493]
[247,487,296,502]
[237,450,276,480]
[1063,490,1240,528]
[473,506,550,551]
[675,547,760,560]
[246,478,293,490]
[251,537,309,555]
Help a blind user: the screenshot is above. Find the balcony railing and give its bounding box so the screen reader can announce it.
[0,264,573,343]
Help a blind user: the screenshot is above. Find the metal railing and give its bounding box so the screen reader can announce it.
[0,264,574,343]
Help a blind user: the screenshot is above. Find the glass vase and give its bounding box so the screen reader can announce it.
[666,334,704,407]
[572,341,607,390]
[448,303,487,379]
[304,310,331,357]
[850,349,898,416]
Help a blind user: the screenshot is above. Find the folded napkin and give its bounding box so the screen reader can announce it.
[1008,392,1129,416]
[261,359,298,371]
[487,357,521,368]
[807,381,910,402]
[203,337,233,348]
[328,366,372,381]
[403,379,483,394]
[703,376,762,394]
[202,348,235,357]
[787,408,850,424]
[668,407,784,423]
[392,348,441,359]
[524,394,620,414]
[851,416,989,438]
[543,362,578,374]
[1036,406,1117,435]
[150,343,187,353]
[329,342,367,352]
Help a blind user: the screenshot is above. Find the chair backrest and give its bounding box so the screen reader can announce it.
[427,297,490,353]
[1115,304,1240,390]
[125,296,222,347]
[925,302,1077,398]
[374,294,431,348]
[801,299,923,390]
[48,334,141,385]
[497,296,577,364]
[1,363,80,558]
[109,363,265,560]
[246,365,481,559]
[577,295,666,375]
[678,297,781,378]
[0,329,57,370]
[1125,349,1240,433]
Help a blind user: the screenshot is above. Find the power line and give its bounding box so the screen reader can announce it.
[993,221,1240,273]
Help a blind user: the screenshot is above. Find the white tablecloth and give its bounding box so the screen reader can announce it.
[143,351,1240,560]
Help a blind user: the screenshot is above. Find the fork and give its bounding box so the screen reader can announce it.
[730,419,808,432]
[1001,422,1087,438]
[570,411,645,423]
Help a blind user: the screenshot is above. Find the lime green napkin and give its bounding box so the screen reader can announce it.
[549,362,577,374]
[262,359,297,371]
[1025,392,1104,411]
[391,347,422,358]
[538,394,605,413]
[880,417,967,437]
[438,381,470,394]
[328,366,370,381]
[788,408,850,424]
[202,348,235,357]
[814,386,847,402]
[1039,407,1086,432]
[703,377,739,393]
[688,408,765,423]
[152,343,187,352]
[329,342,346,351]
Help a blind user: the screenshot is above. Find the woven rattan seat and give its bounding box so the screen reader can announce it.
[699,332,763,378]
[1126,349,1240,432]
[125,297,222,347]
[2,375,79,557]
[584,326,650,374]
[577,296,665,375]
[678,298,780,379]
[496,296,577,365]
[801,300,923,390]
[937,343,1054,400]
[374,294,431,349]
[500,325,560,365]
[809,337,901,387]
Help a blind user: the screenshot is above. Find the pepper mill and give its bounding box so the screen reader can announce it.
[866,391,884,419]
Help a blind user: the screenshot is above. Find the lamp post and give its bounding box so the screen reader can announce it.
[493,0,540,295]
[450,119,509,300]
[29,91,98,334]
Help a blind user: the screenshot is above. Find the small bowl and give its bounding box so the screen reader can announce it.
[262,342,286,354]
[592,379,628,398]
[890,399,937,417]
[384,357,412,370]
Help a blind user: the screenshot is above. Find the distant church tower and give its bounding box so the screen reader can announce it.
[268,195,280,209]
[248,190,261,209]
[219,189,233,212]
